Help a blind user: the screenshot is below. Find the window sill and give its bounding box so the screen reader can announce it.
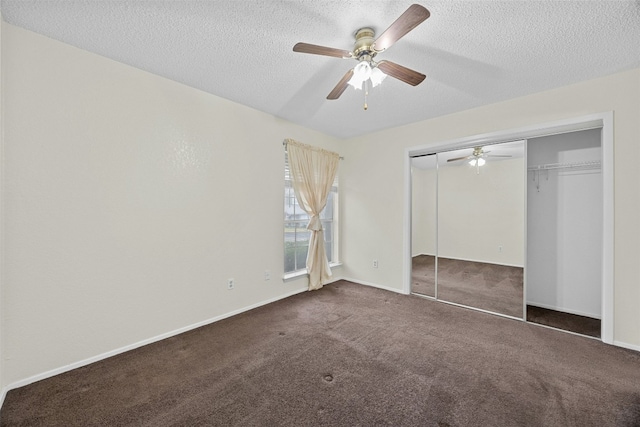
[283,262,343,282]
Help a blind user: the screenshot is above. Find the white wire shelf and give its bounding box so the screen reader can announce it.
[527,160,601,171]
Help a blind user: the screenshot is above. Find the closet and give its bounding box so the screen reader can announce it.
[410,126,604,338]
[526,129,602,337]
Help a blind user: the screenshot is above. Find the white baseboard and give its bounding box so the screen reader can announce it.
[0,386,7,412]
[2,286,308,400]
[340,277,406,295]
[437,254,524,268]
[527,301,601,320]
[613,340,640,352]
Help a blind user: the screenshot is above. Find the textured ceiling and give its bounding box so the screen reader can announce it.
[1,1,639,139]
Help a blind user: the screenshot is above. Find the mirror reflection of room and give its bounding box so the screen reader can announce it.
[411,155,437,297]
[411,141,525,319]
[437,141,525,318]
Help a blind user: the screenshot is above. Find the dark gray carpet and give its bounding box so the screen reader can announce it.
[412,255,523,318]
[2,280,640,426]
[527,305,601,338]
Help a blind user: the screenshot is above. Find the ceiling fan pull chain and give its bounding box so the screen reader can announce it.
[364,79,369,110]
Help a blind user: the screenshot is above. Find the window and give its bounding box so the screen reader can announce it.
[284,152,338,275]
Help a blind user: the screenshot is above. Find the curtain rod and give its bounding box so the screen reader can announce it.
[282,140,344,160]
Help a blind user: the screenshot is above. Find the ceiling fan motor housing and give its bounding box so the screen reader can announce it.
[353,27,377,59]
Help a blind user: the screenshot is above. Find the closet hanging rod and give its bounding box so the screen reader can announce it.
[527,160,601,171]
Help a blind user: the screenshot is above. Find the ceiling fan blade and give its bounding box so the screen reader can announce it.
[373,4,430,52]
[327,69,354,100]
[293,42,352,58]
[377,60,426,86]
[447,155,472,162]
[486,155,512,158]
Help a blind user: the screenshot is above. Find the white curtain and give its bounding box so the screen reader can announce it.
[285,138,339,291]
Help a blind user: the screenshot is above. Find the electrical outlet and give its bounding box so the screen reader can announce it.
[227,278,235,290]
[373,259,378,268]
[264,270,271,281]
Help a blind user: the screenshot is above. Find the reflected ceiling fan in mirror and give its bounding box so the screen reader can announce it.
[447,146,512,174]
[293,4,430,110]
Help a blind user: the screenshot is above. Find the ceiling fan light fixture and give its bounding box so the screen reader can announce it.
[347,61,372,90]
[469,158,486,167]
[370,66,387,87]
[346,74,365,90]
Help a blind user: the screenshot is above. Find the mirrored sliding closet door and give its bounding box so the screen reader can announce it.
[411,140,526,319]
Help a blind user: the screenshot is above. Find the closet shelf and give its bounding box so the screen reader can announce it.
[528,160,601,171]
[529,160,601,192]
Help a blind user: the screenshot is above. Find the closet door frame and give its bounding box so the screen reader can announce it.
[403,112,613,344]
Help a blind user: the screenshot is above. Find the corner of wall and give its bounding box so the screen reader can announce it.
[0,14,6,406]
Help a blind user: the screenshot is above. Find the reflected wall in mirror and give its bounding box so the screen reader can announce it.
[411,155,437,297]
[436,141,525,318]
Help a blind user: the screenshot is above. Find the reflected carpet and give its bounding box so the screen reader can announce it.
[412,255,523,318]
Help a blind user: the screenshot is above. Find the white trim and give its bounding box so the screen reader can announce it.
[434,254,524,269]
[342,277,407,295]
[527,302,601,320]
[283,262,343,282]
[0,387,6,413]
[404,112,615,345]
[527,320,600,341]
[403,152,412,294]
[2,287,308,394]
[0,17,5,415]
[407,114,605,157]
[613,341,640,353]
[522,139,528,321]
[600,111,614,344]
[411,292,436,301]
[283,269,308,281]
[435,158,439,300]
[436,298,525,322]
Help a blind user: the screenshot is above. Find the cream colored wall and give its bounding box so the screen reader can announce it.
[411,167,436,256]
[412,157,524,266]
[341,68,640,348]
[438,157,524,267]
[0,23,342,387]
